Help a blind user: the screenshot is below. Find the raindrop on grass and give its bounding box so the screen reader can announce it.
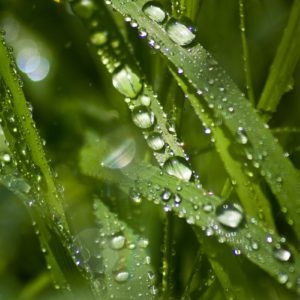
[90,31,108,46]
[166,19,196,46]
[147,132,165,151]
[110,235,126,250]
[73,0,95,19]
[132,106,155,129]
[142,1,166,23]
[163,156,192,181]
[216,202,244,229]
[112,66,142,98]
[273,248,291,262]
[161,188,172,201]
[115,271,129,282]
[236,127,248,144]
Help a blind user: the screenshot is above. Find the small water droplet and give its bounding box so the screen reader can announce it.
[132,106,155,129]
[142,1,166,23]
[112,66,142,98]
[161,188,172,201]
[277,272,289,284]
[115,271,129,282]
[163,156,192,181]
[236,127,248,144]
[111,235,126,250]
[90,31,108,45]
[166,19,196,46]
[147,132,165,151]
[216,202,244,229]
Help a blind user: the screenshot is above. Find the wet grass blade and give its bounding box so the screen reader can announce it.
[79,133,300,295]
[106,0,300,239]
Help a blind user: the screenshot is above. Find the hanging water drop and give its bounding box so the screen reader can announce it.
[216,202,244,229]
[132,106,155,129]
[115,271,129,282]
[273,248,292,262]
[163,156,192,181]
[147,132,165,151]
[142,1,166,23]
[112,66,142,98]
[110,235,126,250]
[73,0,95,19]
[166,19,196,46]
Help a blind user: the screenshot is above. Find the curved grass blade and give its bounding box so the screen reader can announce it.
[0,33,66,225]
[106,0,300,238]
[80,133,300,295]
[90,199,156,299]
[257,0,300,117]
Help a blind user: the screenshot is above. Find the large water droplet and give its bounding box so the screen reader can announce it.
[161,188,172,201]
[163,156,192,181]
[132,106,155,129]
[273,248,291,262]
[166,19,196,46]
[216,202,244,229]
[110,235,126,250]
[112,66,142,98]
[142,1,166,23]
[147,132,165,151]
[115,271,129,282]
[73,0,95,19]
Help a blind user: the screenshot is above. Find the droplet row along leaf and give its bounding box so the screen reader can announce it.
[106,0,300,239]
[67,0,187,167]
[80,136,300,294]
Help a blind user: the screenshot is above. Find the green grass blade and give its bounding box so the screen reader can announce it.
[0,33,66,225]
[238,0,255,104]
[106,0,300,238]
[93,199,156,299]
[257,0,300,116]
[79,135,300,295]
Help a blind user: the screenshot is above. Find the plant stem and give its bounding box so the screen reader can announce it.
[239,0,255,104]
[257,0,300,118]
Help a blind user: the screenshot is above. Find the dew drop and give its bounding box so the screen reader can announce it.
[115,271,129,282]
[236,127,248,144]
[132,106,155,129]
[73,0,95,19]
[216,202,244,229]
[166,19,196,46]
[163,156,192,181]
[90,31,108,46]
[147,132,165,151]
[277,272,289,284]
[273,248,292,262]
[161,188,172,201]
[142,1,166,23]
[110,235,126,250]
[112,66,142,98]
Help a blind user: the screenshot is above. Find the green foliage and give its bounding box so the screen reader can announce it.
[0,0,300,299]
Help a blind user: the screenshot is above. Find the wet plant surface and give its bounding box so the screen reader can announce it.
[0,0,300,299]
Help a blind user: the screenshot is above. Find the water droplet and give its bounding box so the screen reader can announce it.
[90,31,108,46]
[73,0,95,19]
[138,238,149,248]
[140,95,151,106]
[236,127,248,144]
[132,106,155,129]
[273,248,291,262]
[147,132,165,151]
[142,1,166,23]
[277,272,289,284]
[161,188,172,201]
[115,271,129,282]
[163,156,192,181]
[166,19,196,46]
[112,66,142,98]
[111,235,126,250]
[202,203,213,213]
[266,234,273,244]
[216,202,244,229]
